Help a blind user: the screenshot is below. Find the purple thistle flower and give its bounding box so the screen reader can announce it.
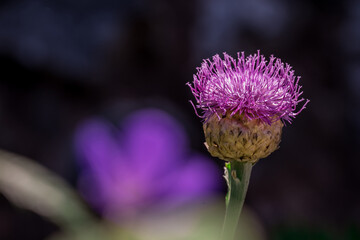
[187,51,309,124]
[74,108,221,220]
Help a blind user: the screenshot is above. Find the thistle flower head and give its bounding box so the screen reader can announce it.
[188,51,309,162]
[187,51,309,125]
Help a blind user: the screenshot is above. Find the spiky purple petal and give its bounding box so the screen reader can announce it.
[187,51,309,124]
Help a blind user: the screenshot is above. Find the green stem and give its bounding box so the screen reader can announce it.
[220,161,253,240]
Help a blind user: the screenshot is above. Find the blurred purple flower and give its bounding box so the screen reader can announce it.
[74,108,220,220]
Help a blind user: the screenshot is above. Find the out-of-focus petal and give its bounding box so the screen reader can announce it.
[155,154,222,208]
[121,109,188,178]
[74,119,127,207]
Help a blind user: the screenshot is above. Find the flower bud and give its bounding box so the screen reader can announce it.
[203,113,283,163]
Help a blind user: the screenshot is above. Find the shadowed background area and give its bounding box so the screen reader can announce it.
[0,0,359,239]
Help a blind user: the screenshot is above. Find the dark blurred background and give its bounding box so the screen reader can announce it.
[0,0,359,239]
